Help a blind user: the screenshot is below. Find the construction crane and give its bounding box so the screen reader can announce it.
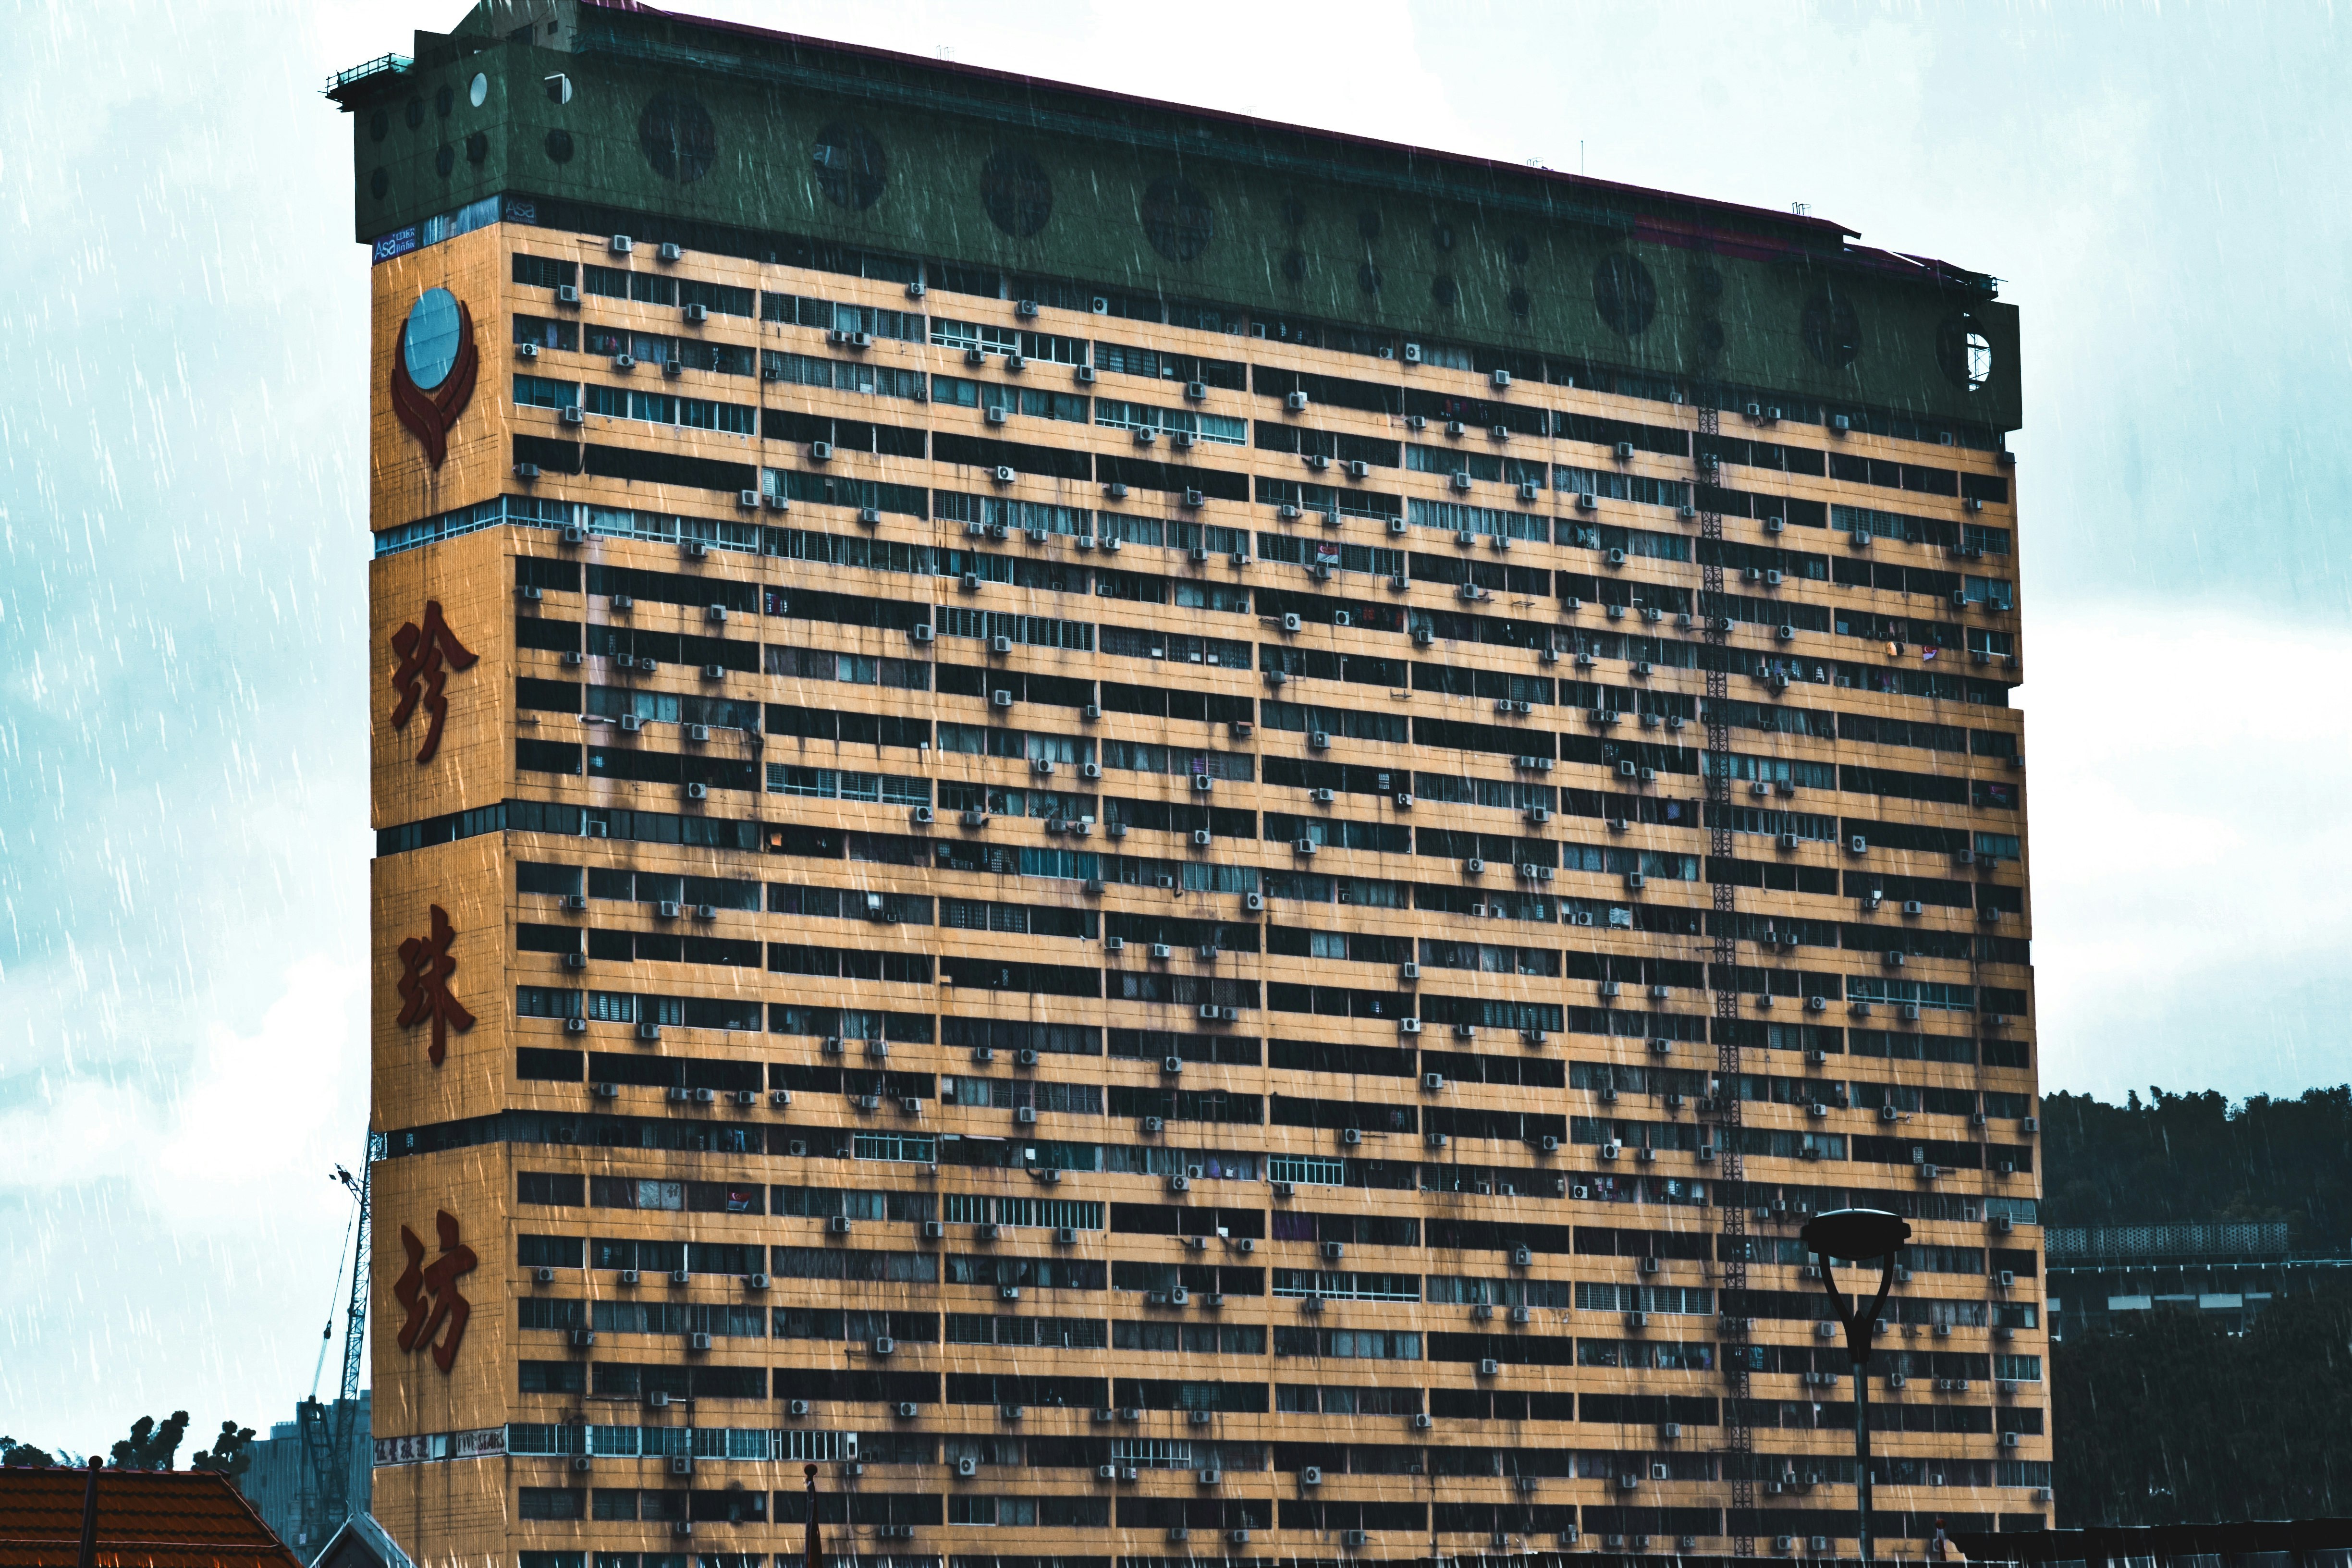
[297,1158,371,1554]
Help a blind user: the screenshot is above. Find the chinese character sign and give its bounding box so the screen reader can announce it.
[393,1210,479,1372]
[395,904,476,1066]
[389,600,478,764]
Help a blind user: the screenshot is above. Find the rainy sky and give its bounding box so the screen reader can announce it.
[3,0,2347,1461]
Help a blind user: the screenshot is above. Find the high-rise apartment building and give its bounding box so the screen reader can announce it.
[343,4,2046,1565]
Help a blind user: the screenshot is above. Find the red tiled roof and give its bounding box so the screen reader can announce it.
[0,1466,303,1568]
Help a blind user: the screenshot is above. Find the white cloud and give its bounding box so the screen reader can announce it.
[0,955,368,1453]
[2025,603,2352,1098]
[0,956,363,1202]
[154,955,369,1213]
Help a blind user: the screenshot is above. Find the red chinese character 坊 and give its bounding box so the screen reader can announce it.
[393,1210,479,1372]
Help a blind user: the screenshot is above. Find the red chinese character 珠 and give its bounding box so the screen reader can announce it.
[395,904,476,1066]
[393,1210,479,1372]
[389,600,478,764]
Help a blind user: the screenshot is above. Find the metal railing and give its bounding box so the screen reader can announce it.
[324,53,410,97]
[2046,1221,2291,1263]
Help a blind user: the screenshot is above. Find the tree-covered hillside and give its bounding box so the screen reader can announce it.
[2044,1083,2352,1523]
[2041,1085,2352,1245]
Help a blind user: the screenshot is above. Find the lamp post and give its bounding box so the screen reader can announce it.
[1799,1207,1912,1564]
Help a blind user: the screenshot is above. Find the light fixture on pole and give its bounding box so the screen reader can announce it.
[1799,1207,1912,1563]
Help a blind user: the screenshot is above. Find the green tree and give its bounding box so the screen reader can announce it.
[2052,1278,2352,1522]
[2042,1083,2352,1243]
[0,1437,61,1469]
[189,1421,257,1480]
[110,1411,191,1471]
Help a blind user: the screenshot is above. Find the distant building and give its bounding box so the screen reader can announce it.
[237,1393,373,1559]
[2046,1223,2352,1338]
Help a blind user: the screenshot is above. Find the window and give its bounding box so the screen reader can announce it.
[582,385,757,436]
[1269,1256,1424,1302]
[1093,399,1247,445]
[582,264,678,307]
[1272,1323,1423,1356]
[1555,466,1691,510]
[514,374,577,409]
[764,645,931,690]
[1094,342,1245,389]
[764,766,932,805]
[517,1235,584,1269]
[518,1488,585,1520]
[854,1134,937,1164]
[512,254,576,290]
[518,1173,584,1207]
[763,350,924,400]
[1406,498,1548,543]
[764,291,918,341]
[929,316,1023,355]
[516,986,582,1019]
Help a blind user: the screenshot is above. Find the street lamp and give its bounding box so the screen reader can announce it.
[1799,1207,1913,1563]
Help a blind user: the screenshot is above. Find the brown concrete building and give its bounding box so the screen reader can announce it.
[339,3,2046,1564]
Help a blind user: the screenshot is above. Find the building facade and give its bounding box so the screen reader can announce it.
[2046,1224,2352,1341]
[240,1397,376,1562]
[343,3,2047,1564]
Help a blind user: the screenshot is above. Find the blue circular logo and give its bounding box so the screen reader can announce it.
[404,288,462,390]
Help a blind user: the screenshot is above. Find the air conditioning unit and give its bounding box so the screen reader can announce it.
[1286,391,1310,411]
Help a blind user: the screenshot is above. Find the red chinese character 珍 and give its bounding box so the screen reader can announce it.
[389,600,478,764]
[395,904,476,1066]
[393,1210,479,1372]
